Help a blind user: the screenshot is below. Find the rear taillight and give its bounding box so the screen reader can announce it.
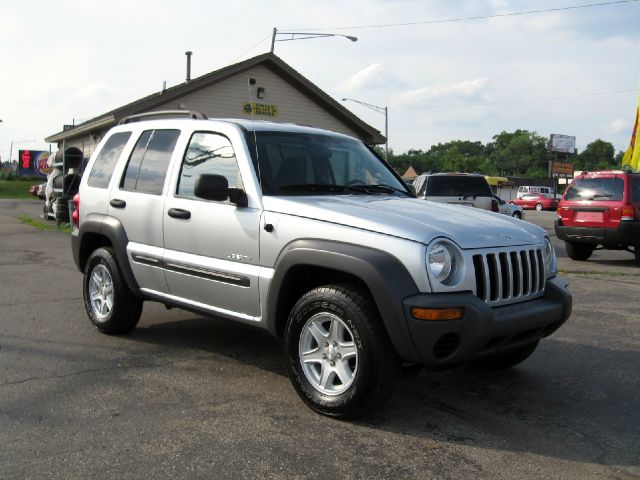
[557,207,562,217]
[621,204,634,221]
[72,193,80,228]
[491,199,499,212]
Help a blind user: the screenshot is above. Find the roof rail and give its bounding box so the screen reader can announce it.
[117,110,207,125]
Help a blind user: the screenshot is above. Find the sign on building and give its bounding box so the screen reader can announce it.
[550,134,576,154]
[18,150,52,177]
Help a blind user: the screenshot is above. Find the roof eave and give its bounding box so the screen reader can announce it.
[45,114,116,143]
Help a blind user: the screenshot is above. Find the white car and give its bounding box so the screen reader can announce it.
[494,194,524,219]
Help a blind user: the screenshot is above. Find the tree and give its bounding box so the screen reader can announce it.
[574,140,616,171]
[485,130,550,177]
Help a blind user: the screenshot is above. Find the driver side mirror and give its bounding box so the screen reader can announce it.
[194,174,248,207]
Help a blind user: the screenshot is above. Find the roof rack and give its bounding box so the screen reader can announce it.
[117,110,207,125]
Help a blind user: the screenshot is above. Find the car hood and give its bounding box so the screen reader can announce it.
[263,195,545,249]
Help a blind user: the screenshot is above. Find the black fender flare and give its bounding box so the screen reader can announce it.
[266,239,422,364]
[72,214,140,295]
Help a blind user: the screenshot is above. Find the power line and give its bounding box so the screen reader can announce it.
[229,34,272,63]
[286,0,639,31]
[392,89,637,109]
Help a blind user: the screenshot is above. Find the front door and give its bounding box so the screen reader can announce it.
[162,131,261,321]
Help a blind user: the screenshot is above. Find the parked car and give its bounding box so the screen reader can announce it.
[511,193,558,211]
[555,169,640,262]
[413,172,499,212]
[71,112,571,418]
[493,194,523,219]
[517,185,552,199]
[36,183,46,199]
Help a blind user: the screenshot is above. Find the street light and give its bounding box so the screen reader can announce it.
[270,27,357,53]
[342,98,388,161]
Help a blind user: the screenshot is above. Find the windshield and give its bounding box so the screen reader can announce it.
[245,131,411,196]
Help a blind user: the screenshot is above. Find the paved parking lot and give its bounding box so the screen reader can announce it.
[1,199,638,479]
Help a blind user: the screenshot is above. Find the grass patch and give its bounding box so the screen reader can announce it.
[0,179,45,199]
[18,214,71,234]
[558,268,640,278]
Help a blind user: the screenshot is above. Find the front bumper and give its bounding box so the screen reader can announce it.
[555,219,640,248]
[402,276,571,368]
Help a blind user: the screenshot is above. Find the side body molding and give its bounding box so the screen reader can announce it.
[266,239,422,364]
[72,214,140,295]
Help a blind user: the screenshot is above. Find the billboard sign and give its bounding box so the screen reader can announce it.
[18,150,52,177]
[550,134,576,154]
[551,161,574,178]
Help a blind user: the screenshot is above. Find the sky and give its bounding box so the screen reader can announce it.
[1,0,639,162]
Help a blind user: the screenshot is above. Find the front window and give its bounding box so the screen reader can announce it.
[246,131,411,196]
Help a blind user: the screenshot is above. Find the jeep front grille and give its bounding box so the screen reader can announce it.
[472,248,545,306]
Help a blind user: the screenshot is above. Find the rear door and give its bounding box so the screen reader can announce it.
[108,128,182,294]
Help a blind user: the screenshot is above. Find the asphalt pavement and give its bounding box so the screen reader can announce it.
[1,200,638,479]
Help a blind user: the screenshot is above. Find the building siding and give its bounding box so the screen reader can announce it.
[150,65,362,138]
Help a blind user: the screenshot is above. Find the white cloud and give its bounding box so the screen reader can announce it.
[340,63,397,91]
[391,78,489,107]
[73,83,120,100]
[607,118,628,134]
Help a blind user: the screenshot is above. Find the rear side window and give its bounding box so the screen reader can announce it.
[427,176,492,197]
[87,132,132,188]
[121,129,180,195]
[564,177,624,201]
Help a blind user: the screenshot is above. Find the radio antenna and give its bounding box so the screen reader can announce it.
[247,78,262,186]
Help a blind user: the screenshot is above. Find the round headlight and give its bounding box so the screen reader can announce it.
[428,241,456,284]
[543,237,557,277]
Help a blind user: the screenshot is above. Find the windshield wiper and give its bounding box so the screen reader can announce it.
[278,183,351,193]
[347,183,414,197]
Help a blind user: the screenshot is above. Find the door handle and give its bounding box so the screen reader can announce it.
[168,208,191,220]
[110,199,126,208]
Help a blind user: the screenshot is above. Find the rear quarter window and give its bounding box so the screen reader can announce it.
[631,176,640,203]
[564,177,624,201]
[87,132,132,188]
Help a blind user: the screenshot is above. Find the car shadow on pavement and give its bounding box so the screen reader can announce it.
[124,310,639,470]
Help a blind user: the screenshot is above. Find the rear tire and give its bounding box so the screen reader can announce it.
[285,284,400,419]
[634,246,640,265]
[475,340,539,369]
[535,203,543,211]
[83,247,142,334]
[565,241,594,261]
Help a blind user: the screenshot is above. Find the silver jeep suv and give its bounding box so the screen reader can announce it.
[71,112,572,418]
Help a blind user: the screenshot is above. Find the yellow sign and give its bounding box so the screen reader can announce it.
[242,102,278,117]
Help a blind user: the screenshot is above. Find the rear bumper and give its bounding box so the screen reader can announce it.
[402,276,571,368]
[555,220,640,247]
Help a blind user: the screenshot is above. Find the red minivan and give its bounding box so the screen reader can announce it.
[555,170,640,262]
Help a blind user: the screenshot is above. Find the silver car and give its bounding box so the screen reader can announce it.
[71,112,571,419]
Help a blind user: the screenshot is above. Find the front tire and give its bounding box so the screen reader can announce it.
[285,285,400,419]
[83,247,142,334]
[535,203,543,211]
[565,241,594,261]
[512,211,522,219]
